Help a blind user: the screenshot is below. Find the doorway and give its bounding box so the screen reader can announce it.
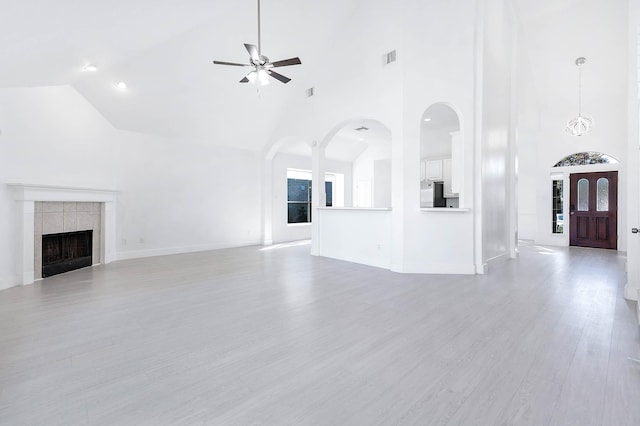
[569,171,618,249]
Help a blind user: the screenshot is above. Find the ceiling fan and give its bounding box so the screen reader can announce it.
[213,0,302,85]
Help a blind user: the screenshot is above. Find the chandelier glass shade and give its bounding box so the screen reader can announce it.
[566,57,593,137]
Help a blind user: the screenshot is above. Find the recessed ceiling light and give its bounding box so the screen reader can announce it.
[424,118,432,122]
[81,64,97,72]
[114,81,127,90]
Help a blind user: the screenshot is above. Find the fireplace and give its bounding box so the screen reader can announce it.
[42,230,93,278]
[8,184,117,286]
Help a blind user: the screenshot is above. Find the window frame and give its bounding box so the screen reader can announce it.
[286,169,334,225]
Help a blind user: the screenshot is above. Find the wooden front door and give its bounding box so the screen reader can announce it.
[569,171,618,249]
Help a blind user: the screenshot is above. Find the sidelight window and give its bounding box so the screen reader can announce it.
[552,180,564,234]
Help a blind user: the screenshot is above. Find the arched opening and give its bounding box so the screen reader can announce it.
[320,118,392,208]
[312,118,393,270]
[420,103,462,208]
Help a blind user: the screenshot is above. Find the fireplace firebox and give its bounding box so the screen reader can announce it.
[42,230,93,278]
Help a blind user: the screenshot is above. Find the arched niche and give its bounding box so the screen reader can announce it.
[320,118,392,208]
[420,103,462,208]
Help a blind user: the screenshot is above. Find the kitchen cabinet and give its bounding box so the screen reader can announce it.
[426,159,443,181]
[443,158,458,198]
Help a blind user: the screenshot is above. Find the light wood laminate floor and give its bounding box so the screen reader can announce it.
[0,241,639,425]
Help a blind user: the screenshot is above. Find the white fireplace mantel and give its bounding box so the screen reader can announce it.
[8,183,118,285]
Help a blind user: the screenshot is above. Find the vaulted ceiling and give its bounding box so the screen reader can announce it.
[0,0,631,152]
[1,0,361,150]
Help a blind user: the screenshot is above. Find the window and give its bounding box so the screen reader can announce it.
[577,178,589,211]
[287,178,311,223]
[552,180,564,234]
[596,178,609,212]
[553,152,618,167]
[287,170,333,224]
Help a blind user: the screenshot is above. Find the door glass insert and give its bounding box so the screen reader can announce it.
[596,178,609,211]
[577,178,589,211]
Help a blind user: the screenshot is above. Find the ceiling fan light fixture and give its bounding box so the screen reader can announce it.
[258,69,270,85]
[212,0,301,85]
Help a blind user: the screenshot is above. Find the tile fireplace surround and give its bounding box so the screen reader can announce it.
[9,184,117,285]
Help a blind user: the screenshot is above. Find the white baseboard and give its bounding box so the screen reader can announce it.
[401,262,476,275]
[624,282,639,301]
[318,254,391,271]
[116,239,261,261]
[0,275,18,291]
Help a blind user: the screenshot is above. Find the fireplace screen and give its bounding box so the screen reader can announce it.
[42,230,93,278]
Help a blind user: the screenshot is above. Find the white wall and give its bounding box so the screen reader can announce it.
[352,141,392,208]
[115,131,262,259]
[0,85,269,289]
[422,129,453,158]
[625,0,639,301]
[316,209,391,269]
[399,0,478,273]
[516,0,630,251]
[0,85,119,290]
[373,159,391,208]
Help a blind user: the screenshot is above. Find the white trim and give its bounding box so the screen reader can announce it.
[420,208,471,213]
[624,282,639,301]
[317,207,391,211]
[8,183,118,201]
[117,240,261,261]
[402,262,476,275]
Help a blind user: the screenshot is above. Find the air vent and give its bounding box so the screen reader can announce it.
[385,50,397,65]
[306,87,315,98]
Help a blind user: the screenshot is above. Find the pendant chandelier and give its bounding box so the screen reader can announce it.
[565,57,593,137]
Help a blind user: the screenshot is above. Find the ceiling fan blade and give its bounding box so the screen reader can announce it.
[240,76,250,83]
[267,70,291,84]
[244,43,260,62]
[270,57,302,68]
[213,60,249,67]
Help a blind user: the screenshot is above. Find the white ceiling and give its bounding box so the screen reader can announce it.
[0,0,361,151]
[277,119,391,163]
[0,0,630,153]
[514,0,628,114]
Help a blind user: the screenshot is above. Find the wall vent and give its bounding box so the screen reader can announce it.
[306,87,315,98]
[385,50,397,65]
